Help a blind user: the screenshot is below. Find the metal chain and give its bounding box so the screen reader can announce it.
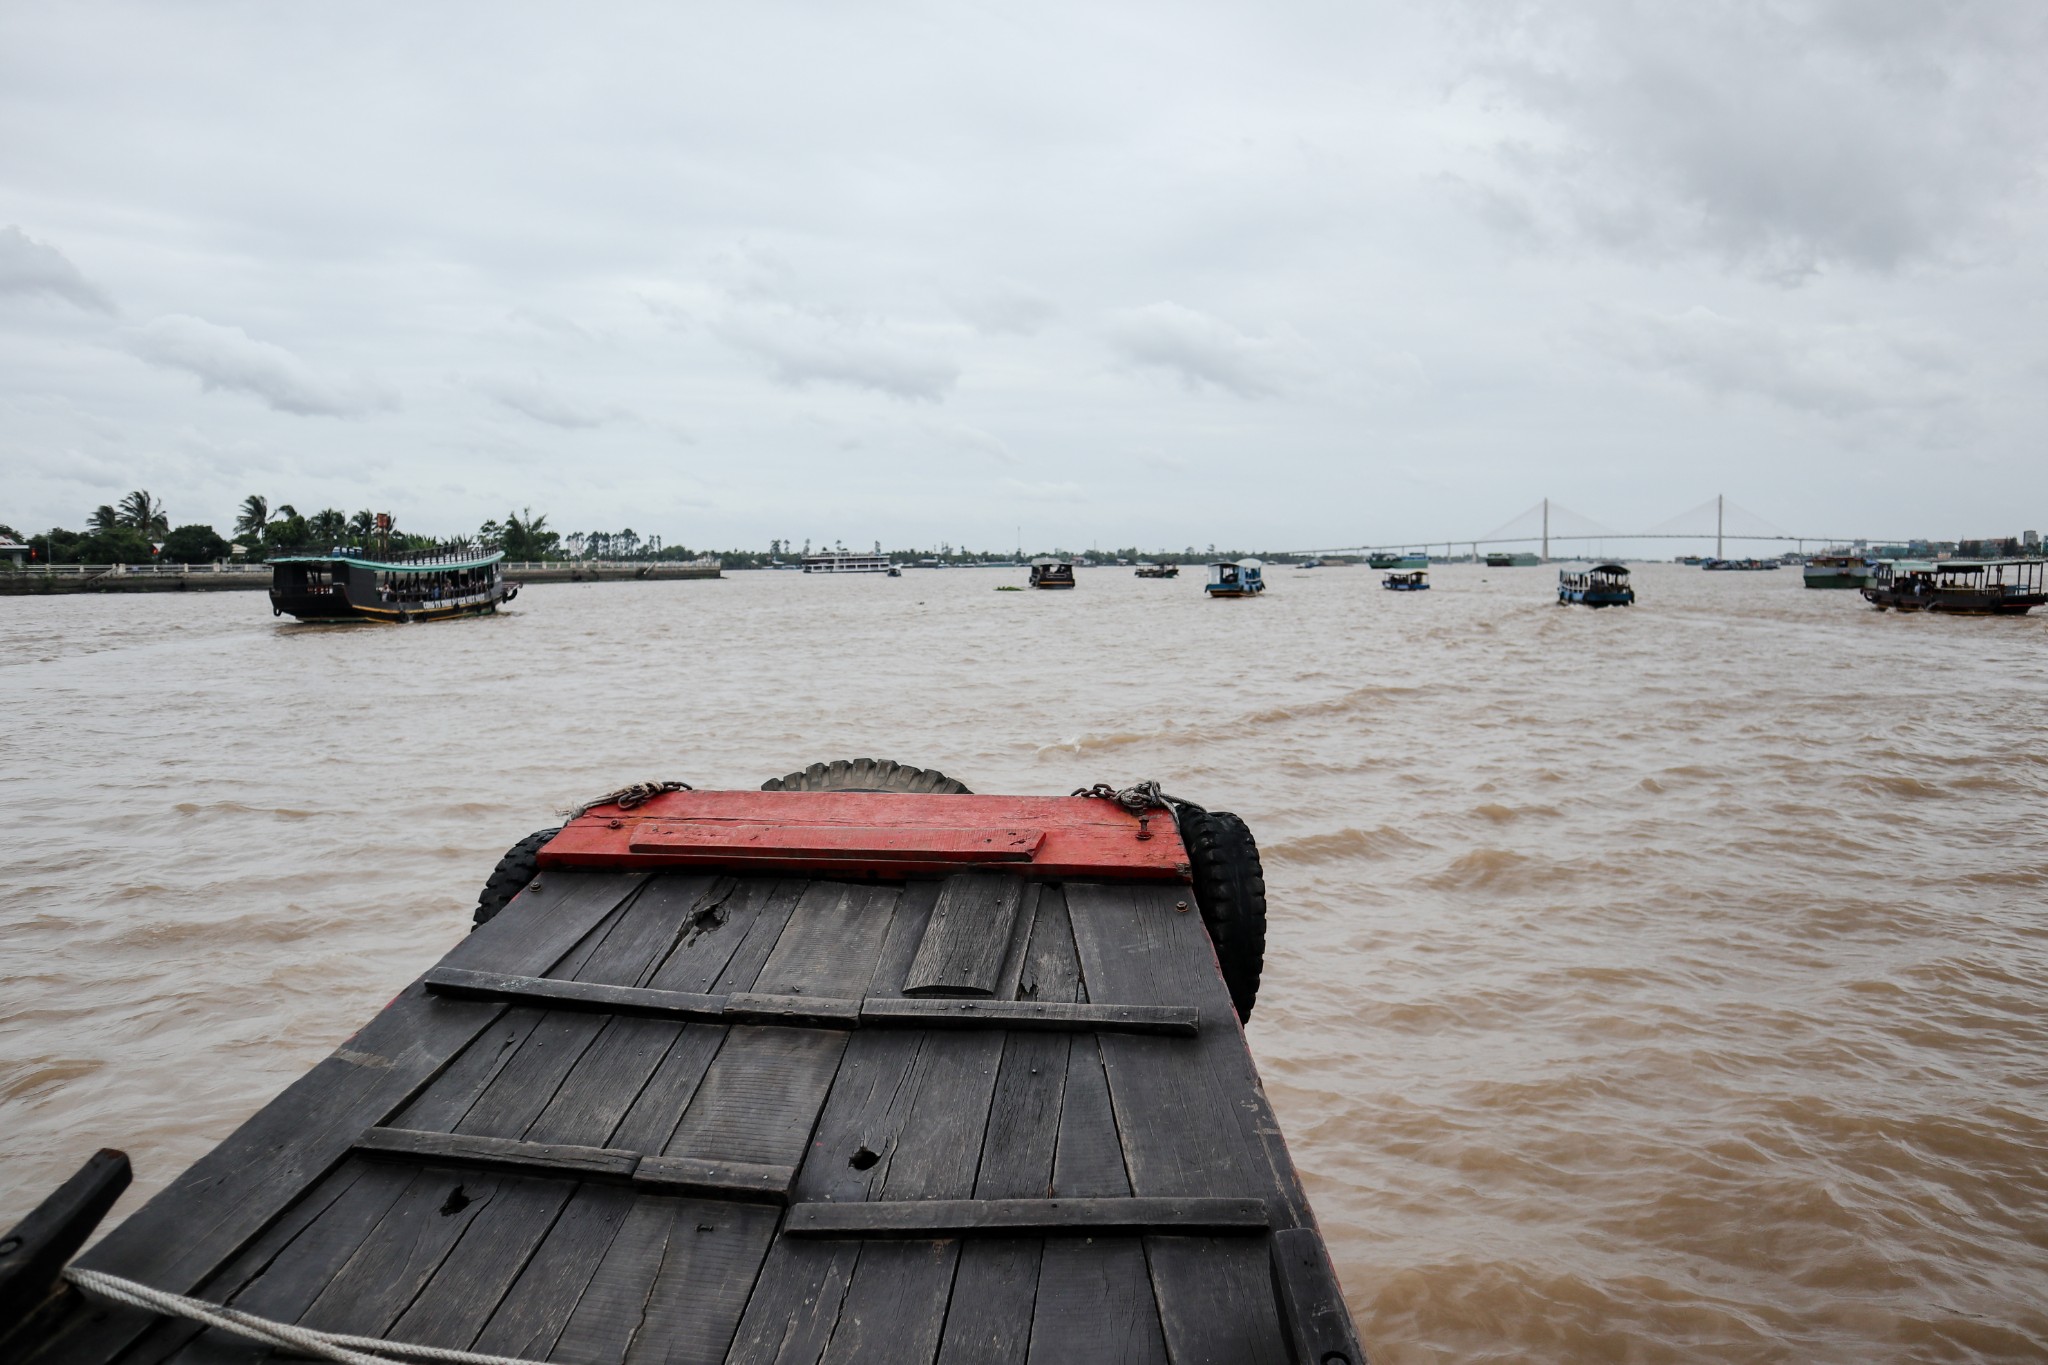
[566,779,693,819]
[1071,779,1194,820]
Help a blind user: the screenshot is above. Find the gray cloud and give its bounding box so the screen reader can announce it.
[713,303,959,403]
[1458,1,2048,278]
[1104,302,1297,398]
[468,371,620,429]
[125,315,397,417]
[1594,305,1965,418]
[0,226,114,313]
[954,283,1058,337]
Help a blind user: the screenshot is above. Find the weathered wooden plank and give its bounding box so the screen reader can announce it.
[785,1198,1268,1237]
[388,1005,549,1134]
[645,878,779,995]
[383,1175,574,1350]
[860,998,1196,1037]
[1025,1239,1167,1365]
[157,1161,417,1365]
[721,1239,859,1365]
[549,1197,676,1365]
[1144,1238,1288,1365]
[623,1200,782,1365]
[816,1240,956,1365]
[974,895,1081,1209]
[69,871,646,1365]
[573,873,723,987]
[424,967,729,1021]
[527,1015,689,1148]
[296,1166,507,1338]
[1052,1034,1129,1198]
[988,883,1043,1002]
[666,1026,849,1169]
[725,992,863,1027]
[468,1185,637,1360]
[863,879,942,998]
[705,880,810,995]
[932,1241,1040,1365]
[1271,1227,1362,1365]
[636,1155,795,1204]
[0,1149,128,1331]
[751,882,899,998]
[607,1024,728,1154]
[902,875,1023,997]
[790,1029,925,1207]
[354,1126,640,1180]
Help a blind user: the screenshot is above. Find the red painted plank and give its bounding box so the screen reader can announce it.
[627,823,1044,864]
[538,791,1190,881]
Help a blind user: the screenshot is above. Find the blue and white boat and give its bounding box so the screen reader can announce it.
[1206,559,1265,597]
[1558,563,1634,608]
[1382,569,1429,591]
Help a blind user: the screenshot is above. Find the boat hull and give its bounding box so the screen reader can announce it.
[271,580,518,622]
[1557,588,1633,607]
[1205,586,1264,597]
[1859,587,2040,615]
[1803,571,1871,589]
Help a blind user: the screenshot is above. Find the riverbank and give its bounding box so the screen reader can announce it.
[0,561,722,595]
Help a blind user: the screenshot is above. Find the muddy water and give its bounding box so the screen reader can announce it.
[3,564,2044,1362]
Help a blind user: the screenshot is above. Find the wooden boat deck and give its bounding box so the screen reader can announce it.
[30,861,1360,1365]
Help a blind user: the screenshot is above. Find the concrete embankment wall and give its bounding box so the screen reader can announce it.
[0,563,722,596]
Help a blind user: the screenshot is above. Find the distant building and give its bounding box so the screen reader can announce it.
[0,536,26,567]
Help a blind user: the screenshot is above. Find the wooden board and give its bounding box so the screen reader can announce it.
[902,874,1025,996]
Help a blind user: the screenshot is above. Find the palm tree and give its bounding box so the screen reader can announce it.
[90,504,120,532]
[118,490,169,534]
[308,508,348,545]
[235,496,270,540]
[504,508,552,561]
[348,509,375,539]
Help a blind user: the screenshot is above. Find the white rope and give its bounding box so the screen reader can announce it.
[63,1267,553,1365]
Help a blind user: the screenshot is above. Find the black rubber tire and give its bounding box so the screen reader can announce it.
[761,759,972,794]
[1179,808,1267,1022]
[473,827,562,929]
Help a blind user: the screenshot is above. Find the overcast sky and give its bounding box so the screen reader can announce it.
[4,0,2045,552]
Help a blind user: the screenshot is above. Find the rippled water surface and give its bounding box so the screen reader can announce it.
[4,565,2045,1362]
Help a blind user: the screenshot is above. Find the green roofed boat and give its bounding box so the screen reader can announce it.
[268,546,519,623]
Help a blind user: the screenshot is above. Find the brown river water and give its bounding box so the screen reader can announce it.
[3,564,2044,1363]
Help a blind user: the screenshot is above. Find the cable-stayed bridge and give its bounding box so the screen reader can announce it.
[1297,495,1914,560]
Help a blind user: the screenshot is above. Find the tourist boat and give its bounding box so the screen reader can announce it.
[1028,557,1076,589]
[1134,563,1180,578]
[1382,569,1429,591]
[2,762,1364,1365]
[268,546,517,623]
[1861,559,2047,615]
[802,552,893,573]
[1803,552,1876,589]
[1206,559,1265,597]
[1558,563,1635,607]
[1367,551,1427,570]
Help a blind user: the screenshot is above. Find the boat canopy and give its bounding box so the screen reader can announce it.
[270,549,506,574]
[1593,563,1629,574]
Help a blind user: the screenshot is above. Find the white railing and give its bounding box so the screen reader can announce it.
[6,562,271,576]
[501,559,722,571]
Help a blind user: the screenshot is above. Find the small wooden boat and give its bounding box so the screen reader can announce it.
[1861,558,2046,614]
[1558,563,1634,607]
[269,547,517,623]
[2,763,1363,1365]
[1382,570,1429,591]
[1205,559,1265,597]
[1367,552,1427,570]
[1133,563,1179,579]
[1027,558,1076,589]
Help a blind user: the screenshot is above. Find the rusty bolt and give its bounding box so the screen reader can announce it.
[608,817,623,829]
[1175,900,1190,912]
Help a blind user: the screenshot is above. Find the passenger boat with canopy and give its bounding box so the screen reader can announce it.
[268,546,517,623]
[1027,557,1076,589]
[1,760,1365,1365]
[1205,559,1265,597]
[1861,559,2046,614]
[1558,563,1634,608]
[1382,569,1429,591]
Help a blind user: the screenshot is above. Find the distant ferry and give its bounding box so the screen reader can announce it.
[1803,553,1876,589]
[1134,563,1179,578]
[1029,557,1077,589]
[1485,552,1540,567]
[268,547,517,623]
[803,553,894,574]
[1368,551,1428,569]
